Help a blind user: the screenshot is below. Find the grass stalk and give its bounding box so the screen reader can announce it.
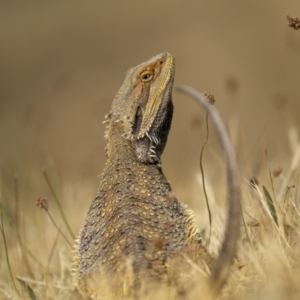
[1,209,44,270]
[14,173,19,230]
[199,112,212,244]
[43,169,75,240]
[20,212,34,278]
[0,211,19,295]
[36,197,73,248]
[47,228,61,273]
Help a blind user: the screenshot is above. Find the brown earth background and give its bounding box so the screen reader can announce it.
[0,1,300,234]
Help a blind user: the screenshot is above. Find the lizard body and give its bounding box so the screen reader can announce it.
[73,53,237,297]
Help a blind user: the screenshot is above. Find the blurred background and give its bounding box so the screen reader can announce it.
[0,0,299,232]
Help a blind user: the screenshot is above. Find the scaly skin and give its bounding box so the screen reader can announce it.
[73,53,214,296]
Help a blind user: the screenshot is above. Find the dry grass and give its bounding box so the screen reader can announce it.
[1,1,299,299]
[1,122,300,300]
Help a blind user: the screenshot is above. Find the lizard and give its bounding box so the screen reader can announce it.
[72,52,241,298]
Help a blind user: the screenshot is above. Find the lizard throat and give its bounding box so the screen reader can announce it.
[132,99,173,164]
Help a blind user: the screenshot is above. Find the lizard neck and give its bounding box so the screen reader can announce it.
[102,121,170,189]
[105,120,138,166]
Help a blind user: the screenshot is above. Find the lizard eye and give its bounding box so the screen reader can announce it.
[141,71,153,82]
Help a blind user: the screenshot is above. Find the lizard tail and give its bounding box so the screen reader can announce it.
[176,86,242,295]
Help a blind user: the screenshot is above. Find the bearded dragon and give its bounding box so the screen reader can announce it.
[72,53,240,298]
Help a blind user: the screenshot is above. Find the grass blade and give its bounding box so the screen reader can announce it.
[0,207,44,269]
[16,277,38,300]
[263,185,278,226]
[0,211,19,295]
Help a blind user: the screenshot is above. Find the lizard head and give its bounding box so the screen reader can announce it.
[106,52,175,164]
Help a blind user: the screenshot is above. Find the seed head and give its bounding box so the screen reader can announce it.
[36,197,48,211]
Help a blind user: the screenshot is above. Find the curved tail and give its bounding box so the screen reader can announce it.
[177,86,242,294]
